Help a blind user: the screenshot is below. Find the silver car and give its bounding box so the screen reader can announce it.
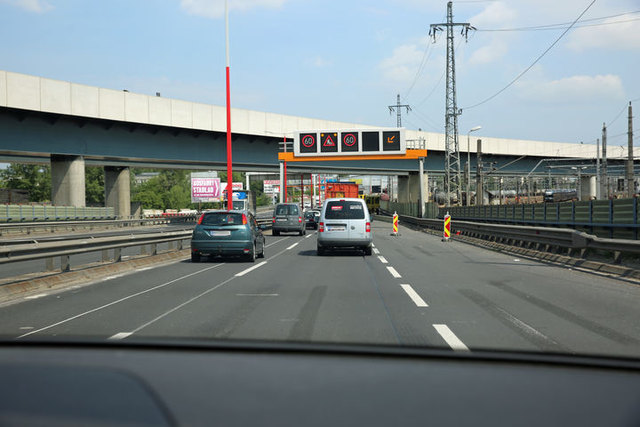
[317,198,372,255]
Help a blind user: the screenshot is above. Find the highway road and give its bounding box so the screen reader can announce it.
[1,222,639,358]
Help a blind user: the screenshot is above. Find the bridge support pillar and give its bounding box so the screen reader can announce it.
[51,154,85,207]
[581,175,596,201]
[397,173,422,206]
[105,166,131,218]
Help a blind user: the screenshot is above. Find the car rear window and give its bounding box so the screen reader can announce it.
[201,213,244,226]
[275,205,299,215]
[324,201,365,220]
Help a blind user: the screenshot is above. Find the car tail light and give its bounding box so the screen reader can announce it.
[298,216,302,223]
[319,222,324,232]
[272,216,276,223]
[366,222,371,233]
[197,214,204,225]
[242,214,248,225]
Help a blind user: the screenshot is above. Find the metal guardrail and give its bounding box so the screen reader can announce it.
[380,209,640,263]
[0,230,193,273]
[440,198,640,240]
[0,214,273,275]
[0,217,177,236]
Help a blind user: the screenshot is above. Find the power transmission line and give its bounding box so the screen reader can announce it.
[477,10,639,32]
[462,0,597,112]
[404,40,433,101]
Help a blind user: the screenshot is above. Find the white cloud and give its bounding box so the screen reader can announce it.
[1,0,52,13]
[566,14,640,51]
[467,2,517,66]
[468,39,508,65]
[378,37,440,84]
[180,0,287,19]
[306,56,332,68]
[519,74,625,103]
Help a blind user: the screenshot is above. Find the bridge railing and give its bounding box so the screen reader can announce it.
[439,198,640,240]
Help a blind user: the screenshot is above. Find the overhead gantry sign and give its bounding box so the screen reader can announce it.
[277,128,428,214]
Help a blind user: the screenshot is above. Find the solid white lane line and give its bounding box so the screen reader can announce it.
[236,293,279,297]
[235,261,267,277]
[387,266,402,278]
[24,294,47,300]
[433,324,469,351]
[286,242,299,250]
[108,332,132,340]
[400,284,428,307]
[378,256,388,264]
[373,248,380,255]
[305,233,313,239]
[17,263,225,339]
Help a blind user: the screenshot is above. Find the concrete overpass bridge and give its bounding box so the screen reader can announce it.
[0,70,614,214]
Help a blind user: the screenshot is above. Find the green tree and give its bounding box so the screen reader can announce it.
[0,164,51,202]
[85,166,105,205]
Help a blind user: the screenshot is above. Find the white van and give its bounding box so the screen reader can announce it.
[317,198,372,256]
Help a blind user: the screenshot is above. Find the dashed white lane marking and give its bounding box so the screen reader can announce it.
[400,284,428,307]
[305,233,313,239]
[17,263,225,339]
[266,237,291,248]
[235,261,267,277]
[433,324,469,351]
[24,294,47,300]
[386,266,402,278]
[378,256,388,264]
[19,327,34,330]
[108,332,133,340]
[373,248,380,255]
[236,293,279,297]
[286,242,299,250]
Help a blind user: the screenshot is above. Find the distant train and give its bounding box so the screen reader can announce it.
[543,189,578,203]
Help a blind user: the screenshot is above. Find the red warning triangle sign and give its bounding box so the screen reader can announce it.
[323,135,336,146]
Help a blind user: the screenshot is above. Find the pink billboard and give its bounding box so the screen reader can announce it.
[191,173,221,203]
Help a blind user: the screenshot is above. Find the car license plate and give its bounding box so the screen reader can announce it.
[277,218,286,222]
[209,230,230,237]
[327,226,345,231]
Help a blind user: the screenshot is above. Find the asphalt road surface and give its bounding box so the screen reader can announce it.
[1,222,639,358]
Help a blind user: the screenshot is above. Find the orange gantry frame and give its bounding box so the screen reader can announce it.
[277,149,427,162]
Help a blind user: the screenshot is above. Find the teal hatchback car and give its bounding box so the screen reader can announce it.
[191,210,265,262]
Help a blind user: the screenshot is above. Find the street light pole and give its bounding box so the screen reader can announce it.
[466,126,481,206]
[225,0,233,211]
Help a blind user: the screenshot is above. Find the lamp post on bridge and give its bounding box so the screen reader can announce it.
[466,126,482,206]
[224,0,233,211]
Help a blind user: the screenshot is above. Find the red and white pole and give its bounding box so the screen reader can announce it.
[225,0,233,211]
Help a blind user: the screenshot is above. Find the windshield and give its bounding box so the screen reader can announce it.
[0,0,639,363]
[201,212,244,226]
[325,201,366,220]
[275,205,299,216]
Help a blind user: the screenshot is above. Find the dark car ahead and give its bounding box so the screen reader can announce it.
[191,210,265,262]
[304,210,320,229]
[272,203,305,236]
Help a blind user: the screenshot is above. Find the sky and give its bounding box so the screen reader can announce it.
[0,0,639,151]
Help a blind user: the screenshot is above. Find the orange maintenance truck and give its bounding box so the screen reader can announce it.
[324,182,359,199]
